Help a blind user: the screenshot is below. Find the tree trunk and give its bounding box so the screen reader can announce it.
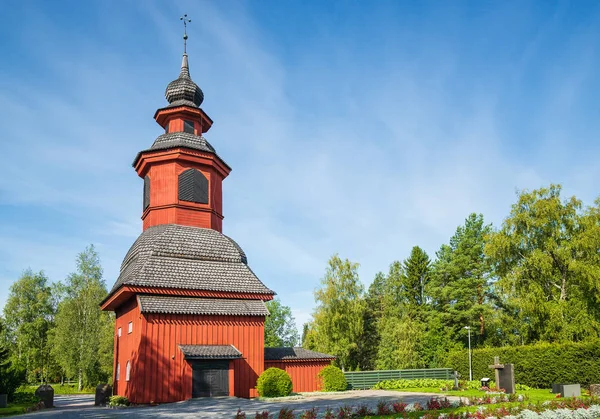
[78,369,83,392]
[560,272,567,301]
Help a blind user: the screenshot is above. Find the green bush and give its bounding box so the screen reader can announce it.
[446,340,600,388]
[318,365,347,392]
[256,368,293,398]
[373,378,486,390]
[108,395,129,406]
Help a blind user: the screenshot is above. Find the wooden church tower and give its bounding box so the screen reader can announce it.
[100,18,275,402]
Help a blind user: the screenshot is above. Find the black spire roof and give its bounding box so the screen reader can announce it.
[165,54,204,108]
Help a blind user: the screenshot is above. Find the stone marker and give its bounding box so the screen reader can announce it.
[35,384,54,408]
[453,371,460,390]
[95,384,113,406]
[590,384,600,397]
[488,356,515,394]
[561,384,581,397]
[552,383,564,394]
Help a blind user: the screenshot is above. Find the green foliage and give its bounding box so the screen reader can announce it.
[50,245,113,390]
[264,299,300,347]
[447,340,600,388]
[306,255,365,371]
[373,378,483,390]
[0,319,25,399]
[256,368,293,398]
[108,395,129,406]
[430,213,493,345]
[317,365,347,392]
[485,185,600,343]
[2,270,55,383]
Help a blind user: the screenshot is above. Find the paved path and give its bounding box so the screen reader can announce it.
[23,390,457,418]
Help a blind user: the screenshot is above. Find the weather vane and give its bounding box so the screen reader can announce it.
[180,14,191,54]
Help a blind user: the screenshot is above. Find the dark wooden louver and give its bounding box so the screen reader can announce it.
[143,176,150,210]
[178,169,208,204]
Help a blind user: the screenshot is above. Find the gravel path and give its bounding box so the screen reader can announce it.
[23,390,457,418]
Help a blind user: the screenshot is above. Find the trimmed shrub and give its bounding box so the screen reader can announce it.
[318,365,347,392]
[256,368,293,398]
[108,395,129,406]
[446,340,600,388]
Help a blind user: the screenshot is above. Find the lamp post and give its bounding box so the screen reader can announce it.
[464,326,472,381]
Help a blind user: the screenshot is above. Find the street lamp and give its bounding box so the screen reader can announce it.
[464,326,472,381]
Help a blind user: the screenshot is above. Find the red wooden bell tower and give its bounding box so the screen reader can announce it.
[134,53,231,233]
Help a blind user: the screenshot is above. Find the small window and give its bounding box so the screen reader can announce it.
[128,322,133,334]
[117,327,122,337]
[125,361,131,382]
[116,363,120,381]
[183,120,195,134]
[165,122,170,133]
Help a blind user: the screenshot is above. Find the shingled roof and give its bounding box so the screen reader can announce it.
[264,347,336,361]
[138,295,269,316]
[178,344,242,359]
[132,132,228,168]
[108,224,274,297]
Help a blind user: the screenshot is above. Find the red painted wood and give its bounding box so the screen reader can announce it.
[112,305,265,403]
[264,360,332,393]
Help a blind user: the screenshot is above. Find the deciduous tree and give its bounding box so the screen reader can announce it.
[2,270,54,383]
[51,245,113,390]
[309,255,365,371]
[265,299,300,347]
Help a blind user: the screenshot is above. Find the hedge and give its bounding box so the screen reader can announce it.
[446,340,600,388]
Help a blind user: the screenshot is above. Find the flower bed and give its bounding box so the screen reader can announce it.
[233,396,600,418]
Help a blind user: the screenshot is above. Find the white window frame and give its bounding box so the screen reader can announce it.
[125,361,131,382]
[128,322,133,334]
[117,327,122,337]
[116,363,120,380]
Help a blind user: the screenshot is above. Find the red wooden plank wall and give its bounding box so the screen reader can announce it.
[117,305,265,403]
[264,360,332,393]
[113,298,141,399]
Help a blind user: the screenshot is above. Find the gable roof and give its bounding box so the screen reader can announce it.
[178,344,242,359]
[107,224,274,299]
[264,347,336,361]
[138,295,269,316]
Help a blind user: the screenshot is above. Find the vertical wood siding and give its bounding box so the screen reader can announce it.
[118,309,265,403]
[113,298,141,399]
[264,360,332,393]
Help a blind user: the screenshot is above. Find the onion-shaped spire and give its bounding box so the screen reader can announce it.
[165,53,204,107]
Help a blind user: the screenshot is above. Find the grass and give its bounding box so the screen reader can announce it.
[0,404,33,418]
[26,384,94,395]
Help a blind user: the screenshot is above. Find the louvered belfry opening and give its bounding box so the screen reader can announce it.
[178,169,208,204]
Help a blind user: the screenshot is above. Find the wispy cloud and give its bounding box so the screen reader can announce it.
[1,1,600,330]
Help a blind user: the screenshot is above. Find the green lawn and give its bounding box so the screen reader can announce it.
[26,384,94,395]
[0,404,34,418]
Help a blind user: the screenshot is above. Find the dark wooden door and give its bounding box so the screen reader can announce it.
[191,361,229,397]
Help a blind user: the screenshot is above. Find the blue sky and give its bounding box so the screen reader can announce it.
[1,0,600,331]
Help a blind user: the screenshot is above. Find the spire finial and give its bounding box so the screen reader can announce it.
[180,14,191,54]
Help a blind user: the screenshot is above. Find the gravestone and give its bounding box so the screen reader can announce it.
[552,383,581,397]
[35,384,54,408]
[590,384,600,397]
[95,384,113,406]
[561,384,581,397]
[489,356,515,394]
[453,371,460,390]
